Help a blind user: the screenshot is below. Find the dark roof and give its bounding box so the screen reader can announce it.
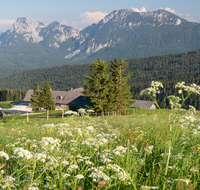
[68,95,92,109]
[23,87,91,109]
[129,100,156,109]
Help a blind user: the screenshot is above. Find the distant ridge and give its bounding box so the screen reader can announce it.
[0,49,200,91]
[0,8,200,76]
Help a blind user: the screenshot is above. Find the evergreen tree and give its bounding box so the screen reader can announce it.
[30,82,41,110]
[40,82,55,110]
[83,57,110,112]
[108,58,133,112]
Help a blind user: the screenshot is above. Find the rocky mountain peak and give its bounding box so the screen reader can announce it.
[0,8,197,62]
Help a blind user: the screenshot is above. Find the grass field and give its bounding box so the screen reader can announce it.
[0,81,200,189]
[0,101,13,109]
[0,107,199,190]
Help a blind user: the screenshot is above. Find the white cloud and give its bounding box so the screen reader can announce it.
[132,7,147,13]
[62,20,69,26]
[163,7,198,23]
[185,16,198,22]
[62,20,79,27]
[164,7,177,14]
[0,19,15,32]
[184,13,198,22]
[80,11,108,24]
[62,12,108,29]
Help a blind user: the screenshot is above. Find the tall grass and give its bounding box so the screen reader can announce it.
[0,81,200,189]
[0,112,199,189]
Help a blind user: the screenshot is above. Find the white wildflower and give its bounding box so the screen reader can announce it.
[28,186,39,190]
[190,167,198,173]
[85,160,93,165]
[178,89,182,94]
[112,146,127,157]
[84,126,95,133]
[4,176,16,182]
[140,81,163,97]
[175,179,190,185]
[144,145,154,154]
[62,173,70,178]
[89,170,110,181]
[68,164,79,172]
[13,147,33,159]
[62,160,70,165]
[128,145,138,152]
[64,110,79,115]
[34,153,47,163]
[87,109,94,113]
[75,174,84,179]
[175,82,185,89]
[44,176,51,180]
[166,180,173,183]
[140,186,159,189]
[0,151,9,160]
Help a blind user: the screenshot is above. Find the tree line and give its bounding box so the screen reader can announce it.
[0,89,27,101]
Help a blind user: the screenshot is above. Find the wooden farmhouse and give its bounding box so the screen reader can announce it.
[129,100,156,109]
[23,87,92,110]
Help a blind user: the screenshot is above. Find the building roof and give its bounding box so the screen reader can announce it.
[68,95,92,109]
[23,87,91,109]
[129,100,156,109]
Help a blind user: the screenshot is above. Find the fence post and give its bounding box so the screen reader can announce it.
[26,112,29,123]
[95,112,97,117]
[47,109,49,121]
[102,111,104,116]
[62,109,64,119]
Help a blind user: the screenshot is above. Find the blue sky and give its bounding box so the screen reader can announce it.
[0,0,199,31]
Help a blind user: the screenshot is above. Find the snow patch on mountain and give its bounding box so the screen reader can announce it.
[10,17,48,43]
[102,10,119,24]
[65,49,81,59]
[175,19,181,25]
[49,42,59,48]
[1,18,81,46]
[52,23,81,43]
[85,42,111,54]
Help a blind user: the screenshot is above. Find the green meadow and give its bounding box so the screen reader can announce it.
[0,108,199,190]
[0,81,200,189]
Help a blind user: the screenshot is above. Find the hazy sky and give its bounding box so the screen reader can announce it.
[0,0,199,31]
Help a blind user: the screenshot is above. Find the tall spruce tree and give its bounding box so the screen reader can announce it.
[40,82,55,110]
[30,82,41,110]
[83,57,110,112]
[108,58,132,112]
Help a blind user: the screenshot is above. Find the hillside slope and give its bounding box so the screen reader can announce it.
[0,49,200,91]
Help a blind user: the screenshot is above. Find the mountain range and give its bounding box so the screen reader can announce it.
[0,8,200,76]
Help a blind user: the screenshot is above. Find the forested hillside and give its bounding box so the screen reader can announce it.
[1,49,200,108]
[0,89,27,101]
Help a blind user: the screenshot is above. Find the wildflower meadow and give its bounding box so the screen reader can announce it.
[1,81,200,189]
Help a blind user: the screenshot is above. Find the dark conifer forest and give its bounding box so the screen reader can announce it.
[1,49,200,109]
